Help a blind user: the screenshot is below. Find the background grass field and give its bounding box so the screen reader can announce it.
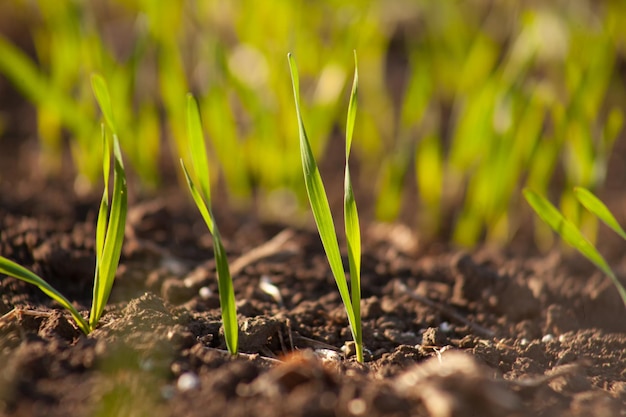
[1,0,625,247]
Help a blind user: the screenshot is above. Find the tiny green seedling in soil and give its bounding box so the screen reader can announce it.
[524,187,626,308]
[0,74,128,334]
[288,52,364,362]
[180,94,239,355]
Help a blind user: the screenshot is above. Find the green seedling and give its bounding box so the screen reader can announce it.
[0,74,128,334]
[180,94,239,355]
[0,259,90,334]
[3,1,623,248]
[524,188,626,308]
[289,52,364,362]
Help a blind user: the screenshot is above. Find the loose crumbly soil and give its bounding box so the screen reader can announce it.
[1,136,626,417]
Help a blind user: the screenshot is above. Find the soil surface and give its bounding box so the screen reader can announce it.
[1,137,626,417]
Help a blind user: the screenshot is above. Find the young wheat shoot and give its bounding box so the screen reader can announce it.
[288,52,364,362]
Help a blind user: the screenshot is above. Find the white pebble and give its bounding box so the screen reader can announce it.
[541,334,554,343]
[177,372,200,391]
[199,286,212,299]
[439,321,452,332]
[519,338,529,347]
[259,275,283,306]
[314,348,341,362]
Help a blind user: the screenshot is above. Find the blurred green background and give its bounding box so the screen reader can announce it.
[0,0,625,247]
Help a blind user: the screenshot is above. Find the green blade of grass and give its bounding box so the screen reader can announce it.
[523,188,611,272]
[90,74,128,330]
[181,161,215,233]
[288,53,359,348]
[344,51,363,363]
[186,93,212,204]
[345,52,358,161]
[0,256,90,334]
[92,125,110,328]
[0,36,90,139]
[524,188,626,307]
[574,187,626,240]
[97,124,111,254]
[210,231,238,352]
[91,74,118,137]
[181,95,238,355]
[91,135,127,330]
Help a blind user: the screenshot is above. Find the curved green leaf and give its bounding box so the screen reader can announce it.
[574,187,626,241]
[186,94,212,204]
[181,95,238,355]
[91,74,117,136]
[181,160,214,233]
[344,51,362,362]
[524,188,626,307]
[0,256,90,334]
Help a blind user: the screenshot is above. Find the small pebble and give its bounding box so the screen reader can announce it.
[439,321,452,332]
[314,348,341,362]
[541,334,554,343]
[199,286,212,299]
[177,372,200,391]
[171,362,184,375]
[519,338,529,347]
[347,398,367,415]
[558,334,568,343]
[259,275,283,305]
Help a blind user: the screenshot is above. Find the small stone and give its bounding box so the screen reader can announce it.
[541,334,554,343]
[171,361,188,375]
[177,372,200,391]
[199,286,212,299]
[347,398,367,415]
[439,322,452,333]
[314,349,341,362]
[259,275,283,305]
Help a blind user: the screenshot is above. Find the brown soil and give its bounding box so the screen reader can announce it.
[1,138,626,417]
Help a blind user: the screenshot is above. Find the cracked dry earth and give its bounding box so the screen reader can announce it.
[1,182,625,417]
